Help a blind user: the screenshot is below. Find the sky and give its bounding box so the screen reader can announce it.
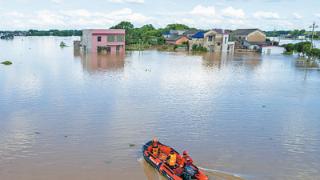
[0,0,320,30]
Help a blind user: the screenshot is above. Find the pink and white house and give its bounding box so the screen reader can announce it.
[81,29,125,54]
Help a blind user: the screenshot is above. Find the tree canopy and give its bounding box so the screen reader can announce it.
[164,24,190,31]
[111,21,166,46]
[110,21,134,31]
[283,41,320,59]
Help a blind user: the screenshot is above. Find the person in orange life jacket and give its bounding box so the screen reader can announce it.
[166,149,177,168]
[182,151,193,166]
[150,138,160,157]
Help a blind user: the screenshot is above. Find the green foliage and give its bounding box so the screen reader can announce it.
[191,44,207,52]
[294,41,311,55]
[283,51,294,55]
[165,24,190,31]
[265,30,290,37]
[283,41,320,59]
[283,42,311,55]
[140,24,155,31]
[265,29,311,38]
[290,29,306,37]
[111,21,134,31]
[283,43,295,52]
[1,61,12,65]
[307,48,320,59]
[111,21,166,47]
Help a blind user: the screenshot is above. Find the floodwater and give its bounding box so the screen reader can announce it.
[0,37,320,180]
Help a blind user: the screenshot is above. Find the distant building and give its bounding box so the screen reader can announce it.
[231,29,266,50]
[165,35,189,45]
[163,31,171,39]
[297,35,306,40]
[169,30,186,36]
[183,29,199,39]
[81,29,125,54]
[163,30,187,39]
[189,30,234,52]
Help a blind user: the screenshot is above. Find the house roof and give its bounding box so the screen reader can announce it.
[163,31,170,35]
[165,35,187,41]
[232,29,264,36]
[183,29,198,36]
[191,31,205,38]
[212,29,226,34]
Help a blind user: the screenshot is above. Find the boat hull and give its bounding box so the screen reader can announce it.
[142,141,208,180]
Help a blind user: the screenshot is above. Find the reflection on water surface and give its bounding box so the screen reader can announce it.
[0,37,320,180]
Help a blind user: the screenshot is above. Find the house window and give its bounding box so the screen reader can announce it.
[217,42,221,46]
[224,37,228,44]
[208,36,213,42]
[107,35,115,42]
[97,36,102,42]
[117,35,124,42]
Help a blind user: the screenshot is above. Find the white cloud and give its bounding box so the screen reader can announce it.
[4,11,25,18]
[190,5,215,17]
[315,13,320,18]
[108,0,144,4]
[0,8,150,29]
[51,0,63,4]
[221,6,245,19]
[253,11,280,19]
[292,13,302,19]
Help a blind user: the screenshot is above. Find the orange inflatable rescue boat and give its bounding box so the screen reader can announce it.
[142,139,208,180]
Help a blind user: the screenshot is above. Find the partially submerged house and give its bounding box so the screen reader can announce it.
[183,29,199,39]
[163,29,199,46]
[189,29,235,52]
[231,29,266,50]
[81,29,125,54]
[163,30,186,38]
[165,35,189,45]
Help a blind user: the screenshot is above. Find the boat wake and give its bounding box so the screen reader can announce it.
[138,157,167,180]
[198,167,245,180]
[138,157,245,180]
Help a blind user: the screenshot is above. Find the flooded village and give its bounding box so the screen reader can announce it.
[1,1,320,180]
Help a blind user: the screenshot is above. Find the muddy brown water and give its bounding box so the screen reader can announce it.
[0,37,320,180]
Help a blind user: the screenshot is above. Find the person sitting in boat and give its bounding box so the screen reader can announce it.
[182,151,193,166]
[148,137,160,157]
[166,149,177,169]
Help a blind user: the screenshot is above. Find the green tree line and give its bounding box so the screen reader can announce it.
[111,21,192,46]
[283,42,320,59]
[1,30,82,36]
[26,30,82,36]
[265,29,320,39]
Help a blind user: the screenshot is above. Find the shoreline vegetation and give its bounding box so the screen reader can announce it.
[2,25,319,39]
[1,21,320,53]
[282,41,320,68]
[265,29,320,40]
[282,42,320,60]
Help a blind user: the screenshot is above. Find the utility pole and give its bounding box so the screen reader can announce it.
[272,28,276,46]
[309,22,318,49]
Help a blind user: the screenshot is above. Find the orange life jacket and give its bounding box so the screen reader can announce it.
[168,153,177,166]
